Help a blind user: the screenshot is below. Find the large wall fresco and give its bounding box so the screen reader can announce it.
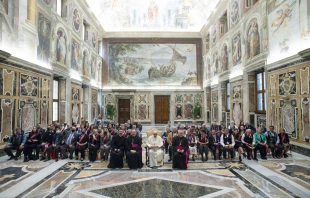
[37,13,51,64]
[267,62,310,144]
[108,43,197,86]
[174,93,203,120]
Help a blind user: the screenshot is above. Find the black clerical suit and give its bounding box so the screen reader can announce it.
[75,133,89,160]
[108,134,126,168]
[61,130,78,159]
[126,135,143,169]
[172,136,188,170]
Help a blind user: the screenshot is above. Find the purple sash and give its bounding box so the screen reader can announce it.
[176,146,184,150]
[132,143,138,148]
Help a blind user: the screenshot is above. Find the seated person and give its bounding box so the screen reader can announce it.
[89,129,100,162]
[75,128,89,161]
[265,126,280,158]
[187,127,197,161]
[242,129,255,160]
[233,128,245,162]
[4,128,26,161]
[24,127,41,162]
[36,125,54,161]
[220,129,235,160]
[61,126,77,159]
[108,130,126,169]
[254,127,267,160]
[100,129,112,162]
[126,129,143,169]
[172,130,188,170]
[278,128,290,158]
[46,126,64,162]
[208,129,222,160]
[197,130,209,161]
[146,131,164,168]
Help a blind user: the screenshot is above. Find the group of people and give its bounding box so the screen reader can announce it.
[4,116,290,170]
[159,120,290,164]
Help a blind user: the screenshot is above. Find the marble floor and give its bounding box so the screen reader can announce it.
[0,150,309,198]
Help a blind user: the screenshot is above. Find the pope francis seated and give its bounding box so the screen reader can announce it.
[146,131,164,168]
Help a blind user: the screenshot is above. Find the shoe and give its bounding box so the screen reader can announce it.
[44,158,50,162]
[55,159,59,162]
[23,157,29,162]
[34,156,39,161]
[205,158,208,162]
[8,156,15,161]
[219,157,222,160]
[247,157,251,160]
[214,157,216,161]
[14,157,18,161]
[75,158,78,160]
[253,158,258,161]
[262,157,267,160]
[168,159,172,162]
[284,154,288,158]
[272,155,275,158]
[242,153,246,158]
[61,157,68,160]
[40,157,46,161]
[81,158,84,161]
[69,156,73,160]
[239,156,242,162]
[193,158,195,161]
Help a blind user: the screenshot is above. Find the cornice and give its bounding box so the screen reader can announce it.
[298,48,310,59]
[103,31,202,38]
[243,53,268,73]
[229,75,243,83]
[266,54,303,71]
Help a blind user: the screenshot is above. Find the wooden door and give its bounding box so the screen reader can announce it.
[118,99,130,124]
[155,96,170,124]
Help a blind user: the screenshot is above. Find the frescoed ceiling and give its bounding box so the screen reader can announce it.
[87,0,220,32]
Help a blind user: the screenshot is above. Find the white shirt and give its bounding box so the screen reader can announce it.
[220,134,235,147]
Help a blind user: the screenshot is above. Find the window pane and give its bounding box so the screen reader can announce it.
[53,102,58,121]
[227,83,230,96]
[53,80,59,100]
[264,92,266,110]
[56,0,61,16]
[263,72,266,90]
[227,97,230,110]
[257,93,263,110]
[256,73,262,90]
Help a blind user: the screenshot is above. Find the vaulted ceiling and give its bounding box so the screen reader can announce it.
[87,0,220,32]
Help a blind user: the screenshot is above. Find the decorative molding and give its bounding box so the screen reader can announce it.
[0,50,10,61]
[103,31,202,38]
[266,54,304,72]
[229,75,243,83]
[298,48,310,59]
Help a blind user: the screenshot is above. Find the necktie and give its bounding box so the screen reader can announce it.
[66,133,74,145]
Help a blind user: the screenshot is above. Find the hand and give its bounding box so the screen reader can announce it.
[130,150,136,153]
[41,143,45,146]
[117,149,120,152]
[53,144,56,147]
[180,150,184,153]
[62,141,64,144]
[28,140,31,142]
[19,145,24,150]
[91,144,95,147]
[177,149,180,152]
[69,145,72,148]
[115,149,118,152]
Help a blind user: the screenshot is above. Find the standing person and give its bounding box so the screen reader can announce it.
[61,127,78,159]
[197,130,209,161]
[220,129,235,160]
[100,128,112,162]
[137,120,143,133]
[162,127,170,154]
[146,131,164,168]
[244,121,256,132]
[24,127,41,162]
[4,128,26,161]
[200,123,210,137]
[253,127,267,160]
[75,128,89,161]
[126,129,143,169]
[127,120,132,129]
[278,128,290,158]
[265,126,279,158]
[89,129,100,162]
[94,114,104,127]
[172,130,189,170]
[260,122,267,133]
[108,130,126,169]
[165,121,173,132]
[242,129,255,160]
[167,127,178,162]
[210,121,221,132]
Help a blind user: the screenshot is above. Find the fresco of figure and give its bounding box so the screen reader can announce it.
[221,45,228,71]
[56,30,67,65]
[247,21,260,59]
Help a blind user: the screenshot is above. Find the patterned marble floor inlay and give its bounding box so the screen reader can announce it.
[90,178,225,198]
[0,155,309,198]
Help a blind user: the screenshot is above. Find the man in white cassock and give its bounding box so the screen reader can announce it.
[146,131,164,168]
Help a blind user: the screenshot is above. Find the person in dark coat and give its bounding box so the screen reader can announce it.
[108,130,126,169]
[172,130,189,170]
[126,129,143,169]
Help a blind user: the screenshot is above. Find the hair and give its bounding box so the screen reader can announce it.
[269,125,274,128]
[280,128,286,133]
